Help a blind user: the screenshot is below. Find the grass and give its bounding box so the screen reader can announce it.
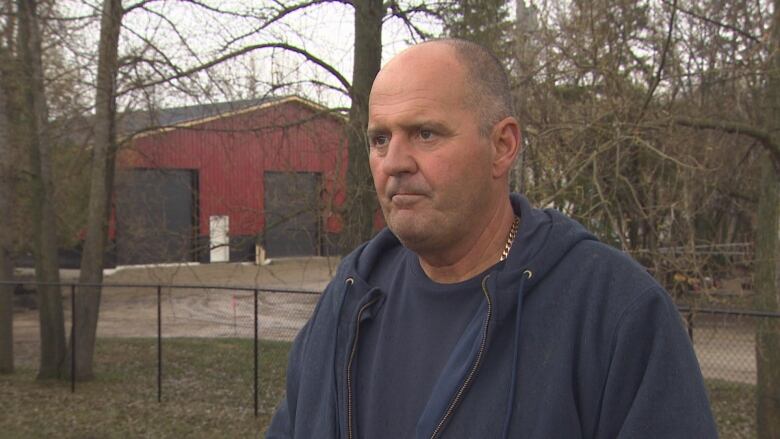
[0,338,290,439]
[0,339,758,438]
[707,379,757,439]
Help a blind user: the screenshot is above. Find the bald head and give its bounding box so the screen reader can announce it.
[376,39,515,136]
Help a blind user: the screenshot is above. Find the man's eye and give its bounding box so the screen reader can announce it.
[371,135,389,148]
[419,129,434,140]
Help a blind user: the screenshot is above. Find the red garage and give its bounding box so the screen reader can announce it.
[115,96,347,265]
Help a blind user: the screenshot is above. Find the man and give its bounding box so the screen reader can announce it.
[267,39,717,438]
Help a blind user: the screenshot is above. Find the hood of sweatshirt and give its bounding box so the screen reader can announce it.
[491,193,598,322]
[340,193,597,318]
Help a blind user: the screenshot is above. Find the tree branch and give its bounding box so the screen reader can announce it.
[661,0,762,44]
[670,116,780,163]
[218,0,351,50]
[636,0,676,122]
[128,42,351,95]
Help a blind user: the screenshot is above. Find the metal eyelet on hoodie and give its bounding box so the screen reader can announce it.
[523,270,533,279]
[346,277,354,286]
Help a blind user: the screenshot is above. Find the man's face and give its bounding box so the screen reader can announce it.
[367,44,497,255]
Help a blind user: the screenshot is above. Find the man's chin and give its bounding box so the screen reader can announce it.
[387,222,435,251]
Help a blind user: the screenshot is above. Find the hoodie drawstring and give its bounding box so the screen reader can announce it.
[501,269,532,438]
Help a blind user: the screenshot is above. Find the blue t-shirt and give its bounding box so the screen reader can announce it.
[355,248,497,438]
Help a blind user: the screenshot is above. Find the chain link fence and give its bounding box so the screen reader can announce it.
[5,274,779,437]
[11,280,778,385]
[7,280,320,417]
[679,307,778,385]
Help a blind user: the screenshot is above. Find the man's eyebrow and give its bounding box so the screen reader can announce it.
[368,119,450,134]
[416,121,450,131]
[366,126,387,137]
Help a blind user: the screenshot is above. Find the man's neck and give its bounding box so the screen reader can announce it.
[418,202,517,284]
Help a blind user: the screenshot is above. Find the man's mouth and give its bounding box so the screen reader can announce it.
[390,193,425,207]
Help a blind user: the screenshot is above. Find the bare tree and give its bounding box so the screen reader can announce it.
[66,0,123,381]
[442,0,514,60]
[513,0,775,434]
[754,7,780,434]
[343,0,384,249]
[0,33,15,375]
[16,0,66,379]
[662,1,779,434]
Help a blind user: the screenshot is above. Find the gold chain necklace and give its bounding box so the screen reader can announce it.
[500,216,520,262]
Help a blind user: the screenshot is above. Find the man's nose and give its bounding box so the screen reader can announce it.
[380,136,418,176]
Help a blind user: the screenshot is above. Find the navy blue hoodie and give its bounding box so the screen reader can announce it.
[267,194,718,438]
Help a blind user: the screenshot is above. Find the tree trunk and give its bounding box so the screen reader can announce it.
[0,44,15,375]
[512,0,537,193]
[755,1,780,436]
[343,0,383,250]
[17,0,65,379]
[66,0,123,381]
[754,158,780,438]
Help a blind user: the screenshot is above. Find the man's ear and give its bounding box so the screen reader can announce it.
[490,117,521,179]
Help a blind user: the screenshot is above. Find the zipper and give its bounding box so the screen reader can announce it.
[429,275,494,439]
[346,295,381,439]
[335,277,354,438]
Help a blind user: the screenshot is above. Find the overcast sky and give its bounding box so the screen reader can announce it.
[62,1,443,112]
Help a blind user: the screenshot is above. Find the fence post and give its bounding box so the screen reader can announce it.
[254,288,258,418]
[157,285,162,403]
[71,284,76,393]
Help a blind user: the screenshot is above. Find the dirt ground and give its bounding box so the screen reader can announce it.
[12,257,757,384]
[12,257,338,368]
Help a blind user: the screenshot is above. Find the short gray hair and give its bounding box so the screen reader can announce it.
[426,38,515,136]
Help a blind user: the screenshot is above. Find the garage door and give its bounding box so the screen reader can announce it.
[116,168,198,265]
[263,172,320,257]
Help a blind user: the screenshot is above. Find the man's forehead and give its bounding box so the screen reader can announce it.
[369,43,468,113]
[368,82,467,129]
[380,45,466,90]
[367,97,451,130]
